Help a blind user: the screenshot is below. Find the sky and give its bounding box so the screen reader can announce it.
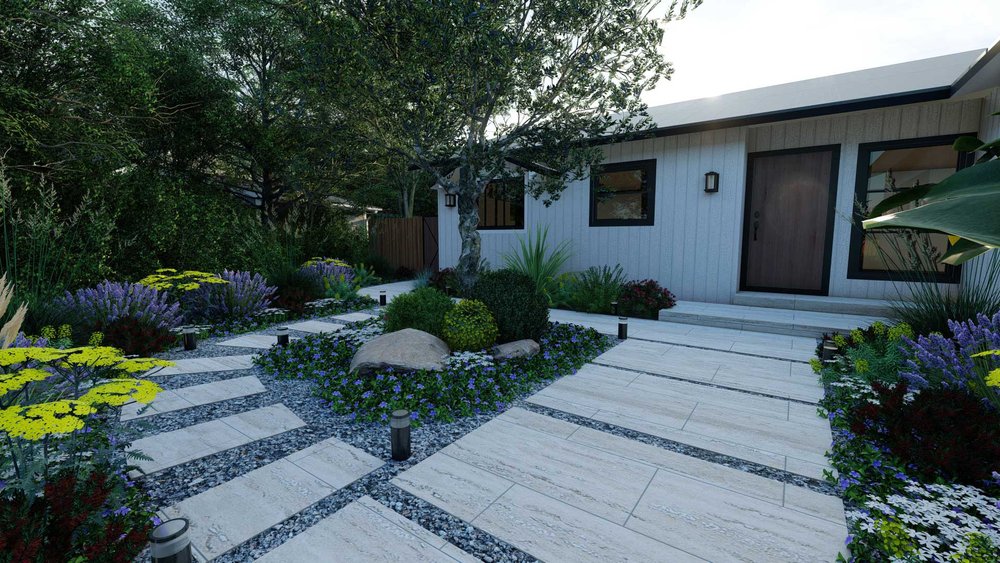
[645,0,1000,107]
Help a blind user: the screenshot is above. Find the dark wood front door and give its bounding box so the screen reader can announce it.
[741,146,839,295]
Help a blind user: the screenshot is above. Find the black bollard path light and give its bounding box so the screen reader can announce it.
[611,301,619,316]
[150,518,191,563]
[618,316,628,340]
[182,327,197,351]
[390,409,412,461]
[821,339,838,363]
[276,327,290,347]
[379,290,387,307]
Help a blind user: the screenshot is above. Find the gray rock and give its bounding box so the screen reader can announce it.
[349,328,449,374]
[492,339,540,360]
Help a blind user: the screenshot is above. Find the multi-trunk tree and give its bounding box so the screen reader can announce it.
[301,0,700,286]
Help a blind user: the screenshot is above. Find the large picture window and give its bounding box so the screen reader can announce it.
[590,159,656,226]
[478,177,524,230]
[848,135,973,282]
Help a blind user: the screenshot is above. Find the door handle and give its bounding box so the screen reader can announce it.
[753,220,760,241]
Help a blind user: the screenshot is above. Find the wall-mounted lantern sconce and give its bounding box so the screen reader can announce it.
[444,192,457,208]
[704,171,720,193]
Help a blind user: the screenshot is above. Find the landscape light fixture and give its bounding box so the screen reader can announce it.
[611,301,619,316]
[150,518,192,563]
[182,327,197,351]
[822,339,838,363]
[390,410,412,461]
[275,327,290,347]
[379,290,387,307]
[704,171,720,193]
[444,192,457,208]
[618,317,628,340]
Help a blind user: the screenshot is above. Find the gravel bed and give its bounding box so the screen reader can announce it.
[520,401,839,496]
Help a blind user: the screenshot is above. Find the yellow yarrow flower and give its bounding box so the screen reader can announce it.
[62,346,127,368]
[80,379,161,406]
[986,368,1000,388]
[302,257,350,268]
[0,400,96,440]
[139,269,227,292]
[0,368,54,396]
[0,347,67,367]
[117,357,175,373]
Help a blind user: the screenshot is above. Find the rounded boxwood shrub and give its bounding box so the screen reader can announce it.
[443,299,499,351]
[471,269,549,342]
[384,287,454,337]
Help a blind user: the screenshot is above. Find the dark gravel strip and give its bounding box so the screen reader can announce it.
[521,402,839,497]
[590,360,820,406]
[214,466,536,563]
[124,394,273,439]
[149,367,259,391]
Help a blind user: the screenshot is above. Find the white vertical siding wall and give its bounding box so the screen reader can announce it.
[437,95,989,303]
[748,98,982,300]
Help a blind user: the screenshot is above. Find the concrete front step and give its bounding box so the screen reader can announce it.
[659,301,887,338]
[733,291,895,317]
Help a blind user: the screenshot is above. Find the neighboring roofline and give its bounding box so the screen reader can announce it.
[591,86,954,145]
[951,39,1000,95]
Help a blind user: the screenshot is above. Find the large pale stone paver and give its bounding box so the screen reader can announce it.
[130,404,305,474]
[218,333,300,349]
[285,320,344,334]
[627,470,844,562]
[396,407,845,562]
[528,363,832,478]
[164,437,382,559]
[143,355,255,377]
[439,417,657,524]
[122,376,266,420]
[256,496,476,563]
[331,311,377,323]
[549,308,816,362]
[475,485,705,562]
[595,338,824,403]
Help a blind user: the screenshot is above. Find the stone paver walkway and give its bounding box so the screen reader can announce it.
[129,290,844,561]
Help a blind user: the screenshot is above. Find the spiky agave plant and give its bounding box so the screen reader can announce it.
[502,226,572,302]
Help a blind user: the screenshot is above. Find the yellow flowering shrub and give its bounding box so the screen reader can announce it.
[0,347,67,367]
[80,379,161,407]
[972,350,1000,388]
[0,368,54,397]
[138,268,228,292]
[302,257,350,268]
[0,400,97,440]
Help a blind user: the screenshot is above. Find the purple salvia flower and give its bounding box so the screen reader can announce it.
[59,281,182,329]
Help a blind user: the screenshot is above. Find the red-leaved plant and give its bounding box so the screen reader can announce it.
[850,382,1000,486]
[618,280,676,319]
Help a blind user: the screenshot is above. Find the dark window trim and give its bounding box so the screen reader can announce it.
[477,176,525,231]
[739,145,841,296]
[589,159,657,227]
[847,134,975,283]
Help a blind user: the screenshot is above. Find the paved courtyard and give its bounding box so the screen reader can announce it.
[131,292,845,561]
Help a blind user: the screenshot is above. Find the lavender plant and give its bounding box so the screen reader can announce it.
[901,311,1000,410]
[182,270,276,323]
[299,257,355,291]
[59,281,182,330]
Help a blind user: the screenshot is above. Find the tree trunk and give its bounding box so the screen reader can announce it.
[455,168,481,290]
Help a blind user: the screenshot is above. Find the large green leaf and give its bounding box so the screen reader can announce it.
[867,159,1000,218]
[863,193,1000,249]
[940,238,992,266]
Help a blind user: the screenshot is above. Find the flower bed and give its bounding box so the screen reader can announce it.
[255,319,611,423]
[815,321,1000,561]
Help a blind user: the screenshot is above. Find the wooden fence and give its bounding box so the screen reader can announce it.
[370,216,439,273]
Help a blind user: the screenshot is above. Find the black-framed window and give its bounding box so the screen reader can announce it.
[590,159,656,226]
[848,134,974,282]
[478,177,525,230]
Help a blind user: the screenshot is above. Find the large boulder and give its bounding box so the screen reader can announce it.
[350,328,449,375]
[492,339,540,361]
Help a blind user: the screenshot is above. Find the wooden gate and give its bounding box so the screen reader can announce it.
[371,216,439,272]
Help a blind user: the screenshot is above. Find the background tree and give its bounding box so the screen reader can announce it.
[301,0,700,285]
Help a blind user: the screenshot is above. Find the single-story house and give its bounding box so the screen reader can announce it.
[434,42,1000,307]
